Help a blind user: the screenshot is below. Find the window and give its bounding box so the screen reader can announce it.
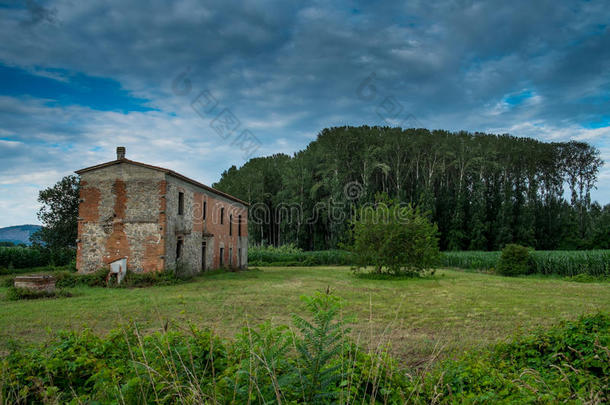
[220,207,224,224]
[203,200,207,220]
[229,214,233,235]
[229,247,233,266]
[178,192,184,215]
[238,215,242,236]
[219,247,224,267]
[176,238,183,262]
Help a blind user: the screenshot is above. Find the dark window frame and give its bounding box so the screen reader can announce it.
[178,192,184,215]
[220,207,224,224]
[176,238,184,262]
[238,215,242,236]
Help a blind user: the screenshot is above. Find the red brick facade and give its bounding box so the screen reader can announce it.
[75,154,248,274]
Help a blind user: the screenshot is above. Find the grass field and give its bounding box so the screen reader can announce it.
[1,266,609,366]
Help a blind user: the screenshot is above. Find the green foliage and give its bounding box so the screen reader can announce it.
[248,244,353,266]
[0,325,227,403]
[292,292,349,403]
[420,313,610,403]
[0,246,75,271]
[1,294,607,404]
[219,321,296,403]
[52,268,188,289]
[443,249,610,277]
[31,174,80,249]
[497,244,532,276]
[0,293,406,404]
[348,197,440,276]
[214,126,604,251]
[0,263,74,276]
[5,287,72,301]
[530,250,610,277]
[441,251,500,271]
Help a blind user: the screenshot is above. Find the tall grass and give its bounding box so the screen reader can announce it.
[0,293,405,404]
[441,251,500,271]
[442,250,610,277]
[530,250,610,277]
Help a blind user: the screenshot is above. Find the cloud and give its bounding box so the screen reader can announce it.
[0,0,609,226]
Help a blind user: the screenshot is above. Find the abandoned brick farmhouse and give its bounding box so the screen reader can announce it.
[75,147,248,273]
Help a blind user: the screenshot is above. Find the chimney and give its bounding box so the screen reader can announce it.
[116,146,126,160]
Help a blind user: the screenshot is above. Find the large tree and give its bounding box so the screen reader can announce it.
[214,126,604,251]
[30,175,80,249]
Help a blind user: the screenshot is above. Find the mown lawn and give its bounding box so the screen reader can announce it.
[0,267,608,365]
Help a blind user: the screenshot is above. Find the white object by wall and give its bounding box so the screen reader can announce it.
[109,257,127,284]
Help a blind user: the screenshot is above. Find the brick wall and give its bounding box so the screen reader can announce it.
[77,162,248,274]
[76,164,166,273]
[164,175,248,272]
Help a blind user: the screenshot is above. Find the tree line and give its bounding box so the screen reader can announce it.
[214,126,609,251]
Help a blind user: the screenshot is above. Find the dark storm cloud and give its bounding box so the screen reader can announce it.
[22,0,57,25]
[0,0,609,225]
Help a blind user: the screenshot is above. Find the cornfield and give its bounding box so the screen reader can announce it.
[442,250,610,277]
[0,247,75,270]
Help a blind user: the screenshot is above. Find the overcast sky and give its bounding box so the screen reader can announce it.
[0,0,609,227]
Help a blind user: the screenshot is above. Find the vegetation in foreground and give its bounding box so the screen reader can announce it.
[1,292,607,404]
[1,267,608,364]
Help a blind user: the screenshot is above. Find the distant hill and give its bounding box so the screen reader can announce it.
[0,225,42,245]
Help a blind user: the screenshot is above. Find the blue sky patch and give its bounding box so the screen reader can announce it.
[583,116,610,129]
[504,89,533,106]
[0,64,155,113]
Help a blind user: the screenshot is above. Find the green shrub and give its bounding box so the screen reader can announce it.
[347,197,440,276]
[53,268,187,289]
[497,244,532,276]
[420,313,610,403]
[4,267,201,291]
[0,264,75,277]
[248,245,354,266]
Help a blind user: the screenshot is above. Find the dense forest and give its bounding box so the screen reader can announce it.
[214,126,609,251]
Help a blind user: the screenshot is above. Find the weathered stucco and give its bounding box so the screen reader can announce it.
[76,157,248,274]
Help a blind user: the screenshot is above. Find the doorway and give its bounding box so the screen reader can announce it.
[201,241,207,271]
